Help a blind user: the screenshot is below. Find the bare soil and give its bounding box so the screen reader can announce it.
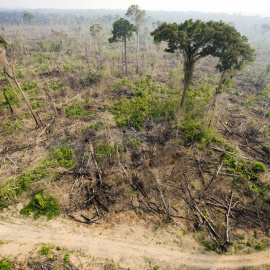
[0,212,270,270]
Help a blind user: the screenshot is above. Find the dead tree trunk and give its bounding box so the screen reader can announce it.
[0,46,40,127]
[3,88,14,114]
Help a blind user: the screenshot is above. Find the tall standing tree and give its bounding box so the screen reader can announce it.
[23,12,35,25]
[90,24,103,65]
[0,35,40,127]
[151,20,223,107]
[126,5,146,74]
[208,24,255,91]
[109,18,136,74]
[151,20,255,107]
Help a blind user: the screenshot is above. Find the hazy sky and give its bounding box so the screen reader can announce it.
[0,0,269,16]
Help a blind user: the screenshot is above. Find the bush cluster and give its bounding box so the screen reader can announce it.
[108,75,180,131]
[21,190,60,220]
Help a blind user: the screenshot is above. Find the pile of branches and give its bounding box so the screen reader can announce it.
[67,138,270,252]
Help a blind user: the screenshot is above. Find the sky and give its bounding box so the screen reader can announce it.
[0,0,269,16]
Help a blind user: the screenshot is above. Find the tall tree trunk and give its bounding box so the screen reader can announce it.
[208,71,226,128]
[180,58,195,107]
[97,37,102,66]
[3,89,14,114]
[136,31,139,74]
[218,70,226,91]
[124,38,127,75]
[14,77,40,127]
[93,38,98,64]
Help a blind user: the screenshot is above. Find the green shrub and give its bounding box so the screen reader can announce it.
[17,166,49,192]
[34,53,50,63]
[39,64,50,72]
[0,36,7,49]
[51,146,74,168]
[126,137,143,150]
[255,243,264,251]
[38,244,54,258]
[0,258,12,270]
[184,82,214,118]
[109,97,148,131]
[246,241,252,246]
[37,40,62,52]
[82,121,104,131]
[85,73,102,85]
[63,253,70,264]
[239,235,245,240]
[0,165,50,210]
[179,119,213,147]
[0,86,21,107]
[21,190,60,220]
[96,141,119,162]
[63,61,74,72]
[50,81,63,91]
[0,148,72,210]
[108,75,180,131]
[65,104,94,118]
[247,182,267,197]
[21,81,37,91]
[251,162,266,174]
[222,154,266,183]
[197,236,219,251]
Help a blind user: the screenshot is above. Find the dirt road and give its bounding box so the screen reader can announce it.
[0,215,270,269]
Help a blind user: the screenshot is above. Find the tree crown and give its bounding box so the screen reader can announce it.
[151,19,255,72]
[90,24,103,37]
[23,12,35,23]
[0,35,7,49]
[108,18,136,43]
[126,5,146,32]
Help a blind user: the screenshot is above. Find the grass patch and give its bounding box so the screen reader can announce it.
[2,120,21,135]
[36,41,62,53]
[0,86,21,107]
[82,121,104,131]
[107,75,180,131]
[95,136,143,162]
[39,64,50,72]
[34,53,51,64]
[21,190,60,220]
[96,141,119,162]
[21,81,37,91]
[50,146,74,168]
[50,81,63,91]
[64,104,94,118]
